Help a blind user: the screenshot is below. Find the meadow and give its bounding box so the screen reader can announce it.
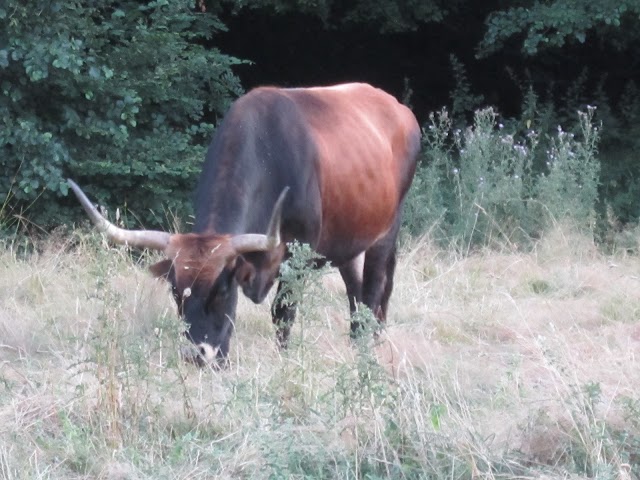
[1,227,639,479]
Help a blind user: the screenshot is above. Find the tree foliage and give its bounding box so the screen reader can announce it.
[3,0,640,235]
[1,1,243,230]
[222,0,464,32]
[479,0,640,57]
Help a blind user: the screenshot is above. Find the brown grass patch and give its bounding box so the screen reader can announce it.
[1,227,639,478]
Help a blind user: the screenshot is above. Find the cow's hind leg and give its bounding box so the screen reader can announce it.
[271,279,297,349]
[379,243,397,321]
[339,253,364,316]
[353,217,401,337]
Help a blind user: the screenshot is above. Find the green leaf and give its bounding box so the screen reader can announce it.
[59,182,69,196]
[88,66,101,79]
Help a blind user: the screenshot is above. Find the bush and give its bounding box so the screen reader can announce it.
[533,107,600,228]
[0,1,243,231]
[404,106,601,251]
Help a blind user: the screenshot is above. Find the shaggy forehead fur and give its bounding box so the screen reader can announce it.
[165,233,236,290]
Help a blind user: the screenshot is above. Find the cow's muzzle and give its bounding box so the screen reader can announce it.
[180,343,219,368]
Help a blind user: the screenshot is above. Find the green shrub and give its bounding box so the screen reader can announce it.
[402,108,453,240]
[512,74,640,230]
[404,105,601,250]
[0,1,243,230]
[533,107,600,228]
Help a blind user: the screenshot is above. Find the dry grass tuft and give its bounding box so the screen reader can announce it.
[1,227,640,478]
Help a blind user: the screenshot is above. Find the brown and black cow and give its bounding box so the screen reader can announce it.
[69,82,420,366]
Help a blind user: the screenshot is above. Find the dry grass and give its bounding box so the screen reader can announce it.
[1,227,639,479]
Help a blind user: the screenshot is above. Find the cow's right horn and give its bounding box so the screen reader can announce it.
[230,187,289,253]
[68,179,171,251]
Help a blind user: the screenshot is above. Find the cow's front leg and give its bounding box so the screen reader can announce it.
[271,280,297,349]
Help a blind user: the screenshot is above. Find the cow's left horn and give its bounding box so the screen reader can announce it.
[231,187,289,253]
[68,179,172,251]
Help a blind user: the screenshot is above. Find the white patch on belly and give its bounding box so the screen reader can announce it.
[353,252,365,283]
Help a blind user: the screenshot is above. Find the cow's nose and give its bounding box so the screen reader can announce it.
[197,343,218,364]
[180,343,218,366]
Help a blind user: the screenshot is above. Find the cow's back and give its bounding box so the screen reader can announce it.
[282,83,420,263]
[195,83,420,266]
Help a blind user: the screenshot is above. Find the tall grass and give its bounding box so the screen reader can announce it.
[1,226,639,478]
[404,106,601,252]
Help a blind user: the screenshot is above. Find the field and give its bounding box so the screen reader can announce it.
[1,228,639,479]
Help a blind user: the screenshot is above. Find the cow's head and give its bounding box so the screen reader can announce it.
[68,179,287,367]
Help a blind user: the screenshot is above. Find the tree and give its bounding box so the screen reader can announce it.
[478,0,640,57]
[221,0,465,32]
[0,1,243,230]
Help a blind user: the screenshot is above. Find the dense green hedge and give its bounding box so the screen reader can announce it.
[1,1,243,231]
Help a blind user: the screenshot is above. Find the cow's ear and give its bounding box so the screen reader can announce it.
[149,259,173,280]
[234,255,256,289]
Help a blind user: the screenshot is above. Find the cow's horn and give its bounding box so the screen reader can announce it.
[67,179,171,251]
[230,187,289,253]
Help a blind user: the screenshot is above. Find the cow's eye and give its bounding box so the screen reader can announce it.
[171,285,180,300]
[209,277,228,301]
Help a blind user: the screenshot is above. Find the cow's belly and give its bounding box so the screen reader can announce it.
[316,231,391,267]
[305,101,414,266]
[315,169,399,266]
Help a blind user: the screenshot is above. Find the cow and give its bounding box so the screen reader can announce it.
[69,82,420,367]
